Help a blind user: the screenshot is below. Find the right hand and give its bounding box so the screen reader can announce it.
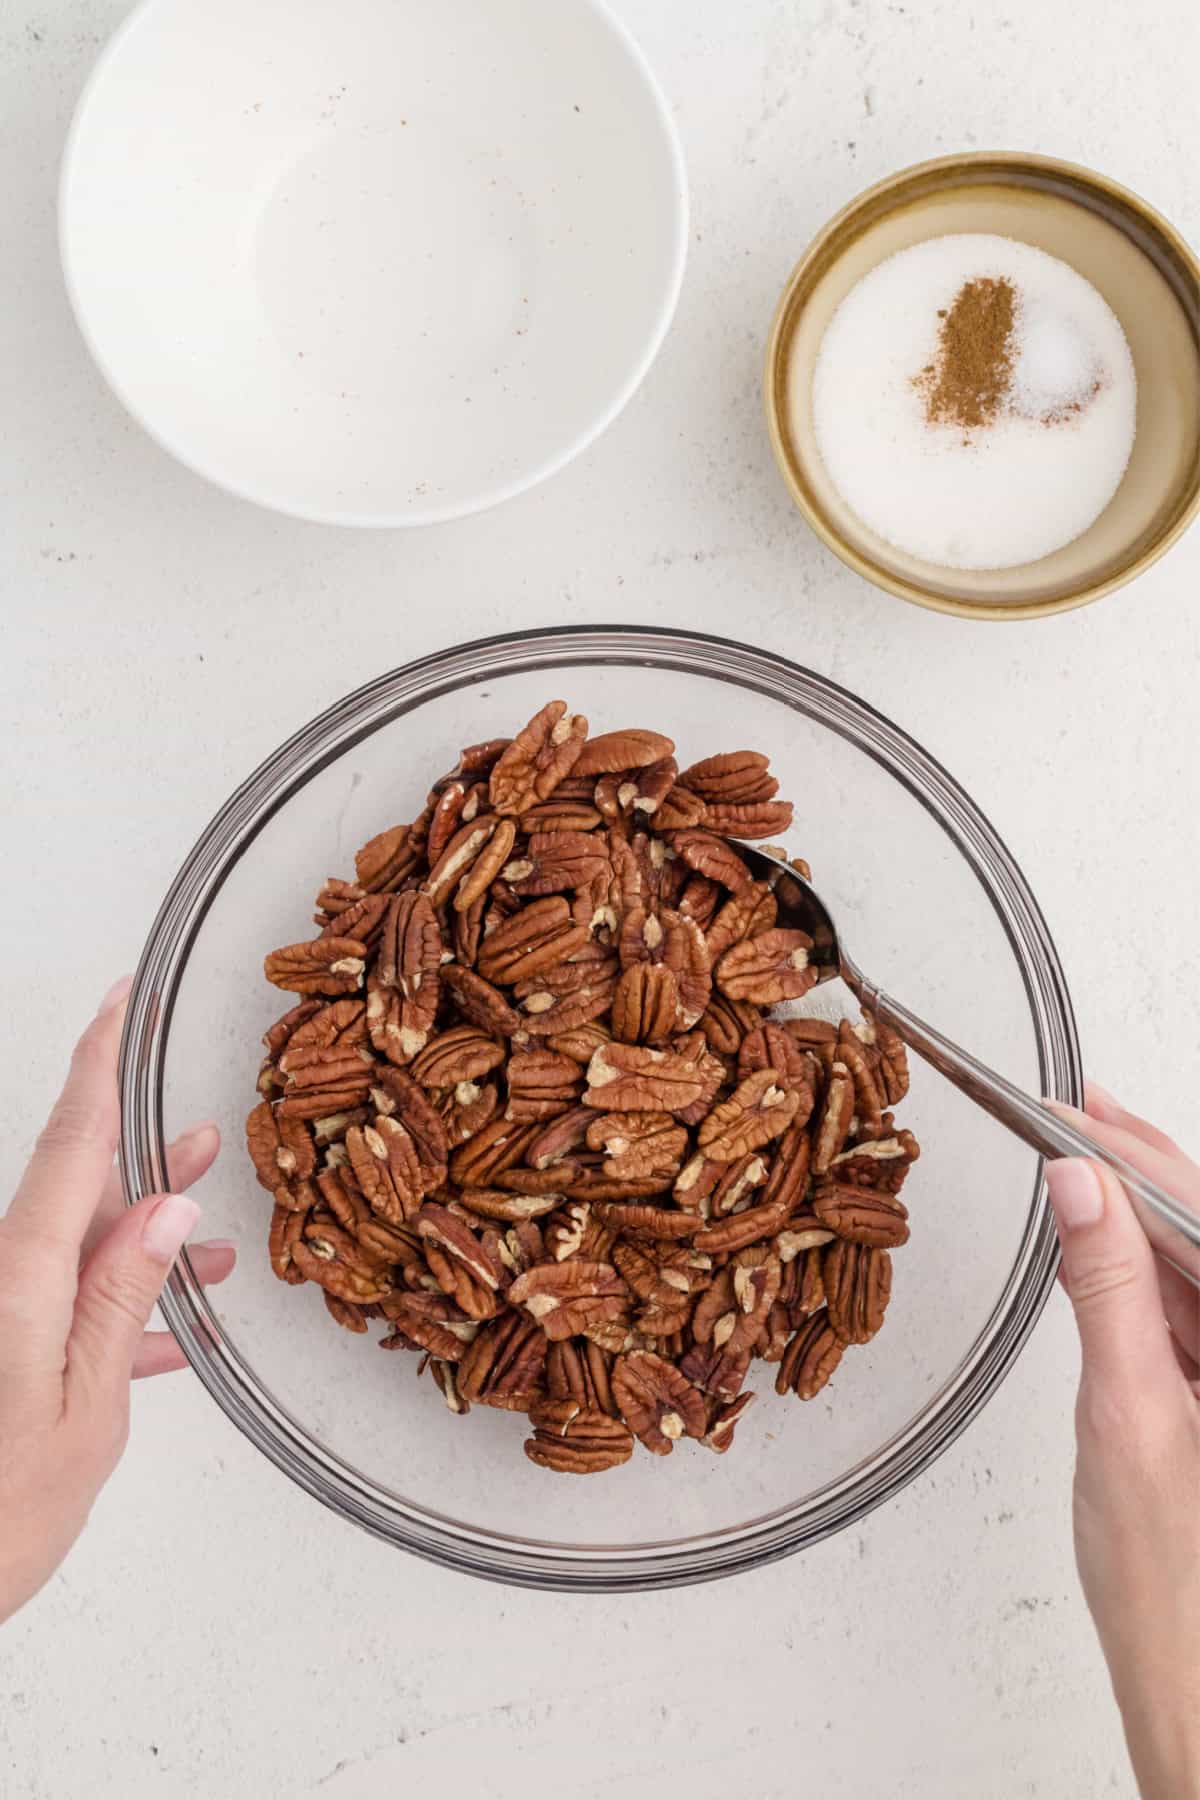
[1045,1084,1200,1799]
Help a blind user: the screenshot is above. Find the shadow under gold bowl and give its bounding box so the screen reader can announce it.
[765,152,1200,620]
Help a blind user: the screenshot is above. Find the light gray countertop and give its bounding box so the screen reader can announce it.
[3,0,1197,1793]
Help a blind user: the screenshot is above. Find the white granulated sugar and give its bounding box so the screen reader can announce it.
[811,234,1137,570]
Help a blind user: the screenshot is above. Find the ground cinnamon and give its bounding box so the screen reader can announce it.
[914,275,1015,429]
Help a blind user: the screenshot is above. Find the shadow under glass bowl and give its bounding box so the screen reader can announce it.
[120,626,1078,1591]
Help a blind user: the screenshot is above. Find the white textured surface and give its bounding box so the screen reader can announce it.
[3,0,1198,1793]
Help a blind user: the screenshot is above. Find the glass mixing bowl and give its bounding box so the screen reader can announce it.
[120,626,1079,1590]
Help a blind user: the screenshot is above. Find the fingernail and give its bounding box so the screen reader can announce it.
[142,1194,201,1265]
[177,1119,220,1146]
[1046,1159,1104,1230]
[1084,1080,1120,1117]
[196,1237,236,1254]
[99,974,134,1015]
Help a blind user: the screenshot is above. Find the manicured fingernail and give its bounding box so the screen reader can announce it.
[1084,1081,1120,1116]
[142,1195,201,1265]
[1046,1159,1104,1230]
[177,1120,220,1146]
[99,974,134,1014]
[196,1237,236,1254]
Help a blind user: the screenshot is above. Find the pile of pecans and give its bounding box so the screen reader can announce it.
[246,703,920,1474]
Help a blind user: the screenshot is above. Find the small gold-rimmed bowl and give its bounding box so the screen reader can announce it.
[765,152,1200,620]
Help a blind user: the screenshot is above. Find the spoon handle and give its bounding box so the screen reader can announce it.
[853,978,1200,1291]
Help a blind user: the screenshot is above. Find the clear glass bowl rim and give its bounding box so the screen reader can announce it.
[120,624,1078,1592]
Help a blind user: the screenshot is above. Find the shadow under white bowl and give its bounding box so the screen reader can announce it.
[59,0,687,526]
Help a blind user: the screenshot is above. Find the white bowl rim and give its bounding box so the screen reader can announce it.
[57,0,690,529]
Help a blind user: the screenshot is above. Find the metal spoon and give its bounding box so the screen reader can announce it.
[731,840,1200,1290]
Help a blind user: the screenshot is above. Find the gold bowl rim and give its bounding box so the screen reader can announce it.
[763,150,1200,622]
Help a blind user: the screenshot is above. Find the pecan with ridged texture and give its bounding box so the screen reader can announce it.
[409,1025,505,1090]
[477,896,590,985]
[379,1291,479,1360]
[716,929,816,1006]
[668,829,753,893]
[264,936,368,998]
[612,1350,706,1454]
[506,1260,629,1342]
[583,1042,709,1115]
[545,1339,617,1416]
[502,831,611,899]
[504,1049,581,1122]
[268,1202,308,1283]
[346,1119,423,1225]
[448,1116,539,1187]
[610,961,679,1044]
[489,701,589,816]
[458,1312,547,1409]
[523,1398,634,1473]
[574,728,674,776]
[355,821,422,892]
[737,1021,817,1091]
[457,1187,565,1223]
[593,1202,700,1240]
[701,1390,756,1453]
[294,1220,393,1304]
[812,1182,910,1248]
[441,965,521,1037]
[697,1070,801,1162]
[811,1059,855,1173]
[824,1242,892,1344]
[586,1111,687,1185]
[830,1128,921,1194]
[680,751,778,805]
[776,1312,844,1399]
[656,785,707,830]
[246,1101,317,1195]
[854,1011,910,1104]
[701,800,795,839]
[697,991,762,1056]
[836,1019,885,1138]
[367,892,441,1064]
[316,889,390,946]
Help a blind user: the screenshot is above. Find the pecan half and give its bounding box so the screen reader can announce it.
[701,800,794,839]
[611,962,679,1045]
[475,896,590,985]
[716,929,816,1005]
[812,1181,910,1248]
[680,751,778,804]
[489,701,589,816]
[696,1070,801,1162]
[612,1350,706,1454]
[701,1390,756,1453]
[506,1260,630,1342]
[573,728,675,776]
[523,1398,634,1473]
[264,936,367,998]
[776,1312,844,1399]
[585,1111,687,1184]
[368,892,442,1064]
[668,830,753,893]
[583,1042,710,1115]
[824,1242,892,1344]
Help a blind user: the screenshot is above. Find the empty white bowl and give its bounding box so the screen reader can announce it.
[59,0,687,526]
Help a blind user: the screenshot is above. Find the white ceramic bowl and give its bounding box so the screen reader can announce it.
[59,0,687,526]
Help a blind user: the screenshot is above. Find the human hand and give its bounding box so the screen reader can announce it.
[0,977,235,1626]
[1046,1085,1200,1800]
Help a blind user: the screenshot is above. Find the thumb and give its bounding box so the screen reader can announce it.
[1046,1158,1179,1397]
[67,1193,200,1406]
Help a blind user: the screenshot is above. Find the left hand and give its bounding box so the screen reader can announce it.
[0,976,235,1625]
